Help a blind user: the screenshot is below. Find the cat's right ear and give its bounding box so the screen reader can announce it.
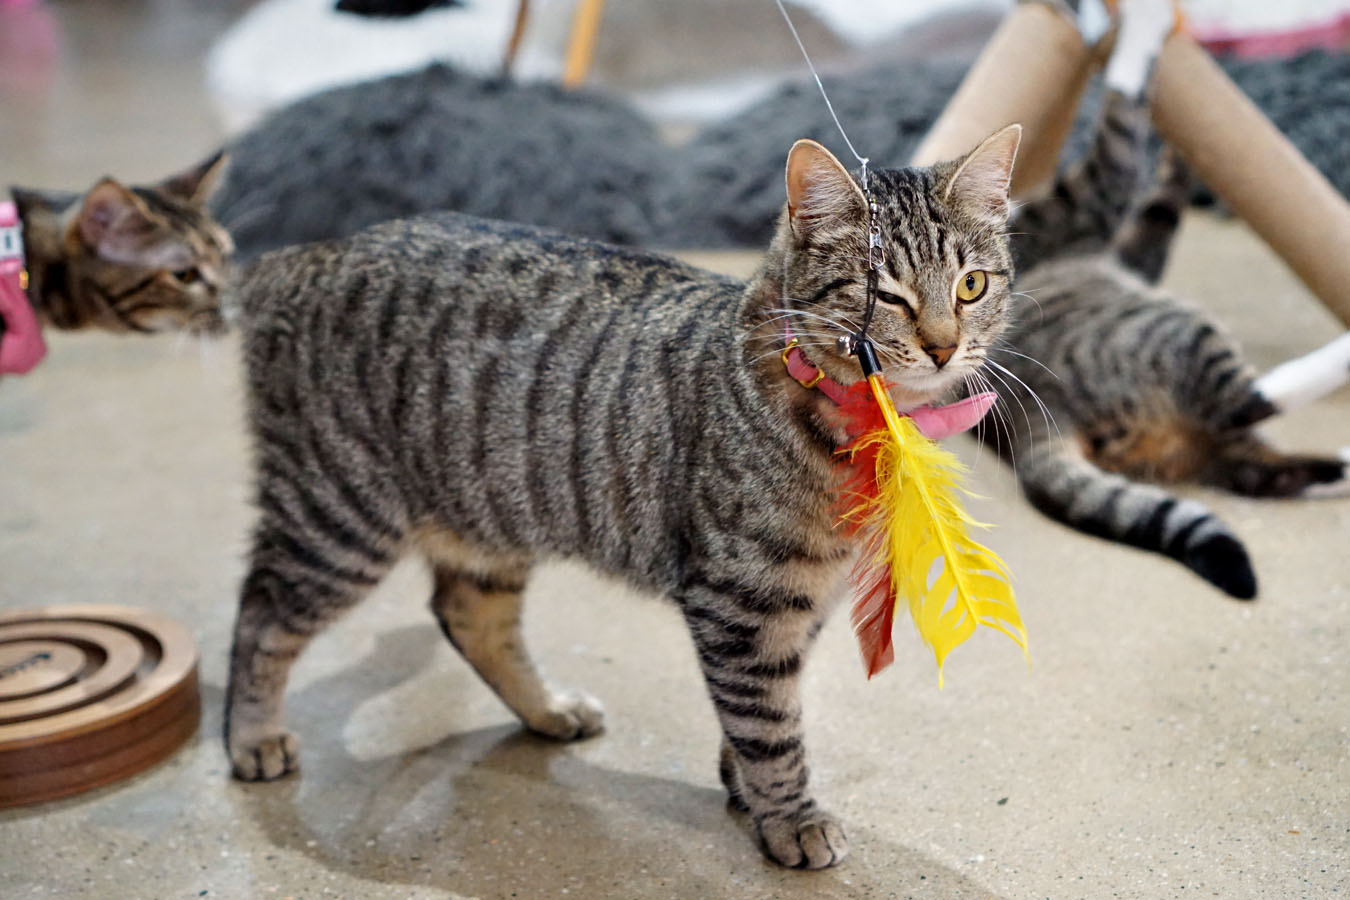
[159,149,229,207]
[943,124,1022,225]
[72,179,190,268]
[785,139,866,237]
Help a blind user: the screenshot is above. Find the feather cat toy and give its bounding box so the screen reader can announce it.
[767,0,1027,682]
[834,187,1028,683]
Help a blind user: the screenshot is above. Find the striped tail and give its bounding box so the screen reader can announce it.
[1016,449,1257,599]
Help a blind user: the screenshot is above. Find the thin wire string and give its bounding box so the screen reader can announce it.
[771,0,869,182]
[772,0,879,351]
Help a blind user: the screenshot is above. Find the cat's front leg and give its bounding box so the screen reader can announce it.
[681,580,847,869]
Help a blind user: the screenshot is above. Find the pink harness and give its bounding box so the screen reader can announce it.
[0,200,46,375]
[781,332,996,441]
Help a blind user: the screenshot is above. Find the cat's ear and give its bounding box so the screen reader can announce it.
[10,187,82,220]
[158,149,229,207]
[785,139,866,236]
[73,179,190,268]
[943,124,1022,225]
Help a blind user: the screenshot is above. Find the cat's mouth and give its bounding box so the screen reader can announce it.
[187,309,229,337]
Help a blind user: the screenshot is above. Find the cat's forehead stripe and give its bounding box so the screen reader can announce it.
[876,271,907,296]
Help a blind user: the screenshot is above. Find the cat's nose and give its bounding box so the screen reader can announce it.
[924,343,957,368]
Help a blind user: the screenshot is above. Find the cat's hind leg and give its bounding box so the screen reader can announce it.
[226,524,400,781]
[1205,437,1350,499]
[1111,146,1193,284]
[424,534,603,741]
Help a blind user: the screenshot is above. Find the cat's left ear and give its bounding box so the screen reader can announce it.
[158,149,229,207]
[10,187,82,219]
[943,124,1022,225]
[73,179,192,269]
[785,139,866,236]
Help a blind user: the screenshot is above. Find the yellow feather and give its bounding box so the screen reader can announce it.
[853,375,1029,686]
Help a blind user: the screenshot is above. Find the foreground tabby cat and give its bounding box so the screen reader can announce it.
[223,125,1022,868]
[8,154,231,339]
[994,84,1349,599]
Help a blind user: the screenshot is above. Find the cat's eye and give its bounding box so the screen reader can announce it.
[172,267,200,285]
[955,270,988,304]
[877,290,913,313]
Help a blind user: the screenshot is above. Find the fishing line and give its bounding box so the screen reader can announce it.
[771,0,882,362]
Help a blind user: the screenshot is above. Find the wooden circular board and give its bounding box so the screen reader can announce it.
[0,605,200,808]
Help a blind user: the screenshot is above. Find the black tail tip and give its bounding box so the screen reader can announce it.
[1184,533,1258,599]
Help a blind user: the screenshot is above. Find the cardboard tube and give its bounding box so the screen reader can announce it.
[1152,33,1350,326]
[911,1,1095,195]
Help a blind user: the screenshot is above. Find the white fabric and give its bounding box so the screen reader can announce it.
[1254,332,1350,413]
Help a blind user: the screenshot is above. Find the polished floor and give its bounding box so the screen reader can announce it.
[2,3,1348,898]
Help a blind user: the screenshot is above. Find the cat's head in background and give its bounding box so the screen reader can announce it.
[12,152,233,336]
[774,126,1020,407]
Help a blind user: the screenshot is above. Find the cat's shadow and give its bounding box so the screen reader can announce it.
[223,625,1005,899]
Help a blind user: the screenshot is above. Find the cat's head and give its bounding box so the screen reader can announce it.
[11,151,234,336]
[775,126,1021,406]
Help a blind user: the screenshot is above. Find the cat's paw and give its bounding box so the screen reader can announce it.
[1105,0,1177,95]
[756,807,849,869]
[524,690,606,741]
[229,730,300,781]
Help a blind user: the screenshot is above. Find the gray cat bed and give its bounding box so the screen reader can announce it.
[211,50,1350,257]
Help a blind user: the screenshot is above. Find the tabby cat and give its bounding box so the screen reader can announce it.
[993,83,1349,599]
[222,124,1023,868]
[8,153,232,338]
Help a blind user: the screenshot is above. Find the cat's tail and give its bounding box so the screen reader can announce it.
[1015,448,1257,599]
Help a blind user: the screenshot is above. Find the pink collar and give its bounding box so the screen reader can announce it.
[781,331,996,441]
[781,337,853,404]
[0,200,46,375]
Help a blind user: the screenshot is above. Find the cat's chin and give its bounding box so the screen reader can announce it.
[887,370,966,410]
[188,311,230,337]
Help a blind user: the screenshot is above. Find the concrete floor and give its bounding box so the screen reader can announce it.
[2,3,1348,898]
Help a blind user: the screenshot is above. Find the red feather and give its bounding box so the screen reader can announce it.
[831,382,899,678]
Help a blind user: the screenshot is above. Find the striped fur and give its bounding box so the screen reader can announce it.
[993,88,1348,599]
[223,136,1019,869]
[9,153,232,338]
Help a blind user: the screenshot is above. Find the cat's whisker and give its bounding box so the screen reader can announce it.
[973,368,1019,478]
[874,348,910,371]
[984,364,1059,460]
[745,325,839,348]
[985,358,1060,442]
[961,371,988,471]
[978,362,1035,442]
[744,333,840,366]
[777,297,863,330]
[772,304,853,325]
[1010,290,1046,319]
[973,369,1017,478]
[762,306,854,332]
[197,333,228,383]
[990,342,1060,380]
[220,196,279,235]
